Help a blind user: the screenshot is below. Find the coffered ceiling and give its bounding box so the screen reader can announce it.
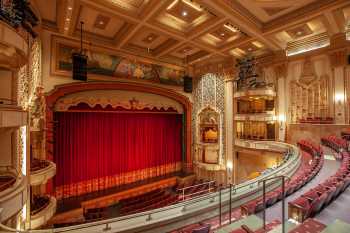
[32,0,350,67]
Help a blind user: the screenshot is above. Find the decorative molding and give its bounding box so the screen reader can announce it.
[30,161,56,186]
[54,89,184,113]
[273,63,288,79]
[328,49,348,68]
[193,58,235,77]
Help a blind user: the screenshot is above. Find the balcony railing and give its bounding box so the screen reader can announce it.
[0,142,300,233]
[30,160,56,186]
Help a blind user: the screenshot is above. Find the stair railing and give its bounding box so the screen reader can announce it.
[258,175,290,233]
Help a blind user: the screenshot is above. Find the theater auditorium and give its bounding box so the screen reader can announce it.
[1,0,350,232]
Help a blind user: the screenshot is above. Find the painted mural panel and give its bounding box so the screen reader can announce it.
[54,40,184,86]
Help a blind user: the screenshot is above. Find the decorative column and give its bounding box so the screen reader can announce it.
[274,63,288,141]
[328,48,347,124]
[225,78,234,184]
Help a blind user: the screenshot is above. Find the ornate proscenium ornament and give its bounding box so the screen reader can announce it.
[0,0,39,37]
[234,56,266,91]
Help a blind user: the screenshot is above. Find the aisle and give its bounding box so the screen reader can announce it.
[257,154,340,222]
[315,185,350,224]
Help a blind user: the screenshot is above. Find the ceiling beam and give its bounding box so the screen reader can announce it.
[67,0,81,37]
[198,0,281,51]
[154,17,227,58]
[322,11,341,35]
[262,0,350,34]
[115,0,173,48]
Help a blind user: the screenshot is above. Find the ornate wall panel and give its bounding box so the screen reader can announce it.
[193,73,225,167]
[288,57,332,123]
[17,65,29,110]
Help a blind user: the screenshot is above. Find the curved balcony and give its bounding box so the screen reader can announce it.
[235,139,289,152]
[30,159,56,186]
[0,174,28,222]
[30,196,57,229]
[0,174,16,192]
[234,87,276,99]
[234,113,275,122]
[194,161,224,171]
[0,107,27,128]
[0,21,28,67]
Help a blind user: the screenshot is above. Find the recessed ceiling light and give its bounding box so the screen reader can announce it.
[221,33,225,37]
[68,6,72,10]
[148,36,153,41]
[99,21,104,25]
[182,11,188,16]
[66,18,70,21]
[296,31,303,36]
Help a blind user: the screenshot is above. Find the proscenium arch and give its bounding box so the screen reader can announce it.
[45,81,193,173]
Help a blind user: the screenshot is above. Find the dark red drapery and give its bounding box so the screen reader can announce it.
[54,112,182,199]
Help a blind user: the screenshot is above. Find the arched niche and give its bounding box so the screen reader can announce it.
[196,106,221,164]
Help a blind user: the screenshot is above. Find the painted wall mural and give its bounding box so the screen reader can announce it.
[53,39,185,86]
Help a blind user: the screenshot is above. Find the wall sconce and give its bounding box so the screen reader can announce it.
[335,93,345,105]
[277,114,285,131]
[227,161,233,173]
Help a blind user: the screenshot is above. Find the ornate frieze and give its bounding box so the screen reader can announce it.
[54,90,184,113]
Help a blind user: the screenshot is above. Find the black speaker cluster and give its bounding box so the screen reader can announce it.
[72,53,87,81]
[183,75,193,93]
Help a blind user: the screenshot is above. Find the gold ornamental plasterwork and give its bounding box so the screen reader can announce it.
[54,90,184,113]
[328,49,348,68]
[289,59,330,123]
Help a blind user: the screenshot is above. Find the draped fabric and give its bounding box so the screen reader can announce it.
[54,112,182,199]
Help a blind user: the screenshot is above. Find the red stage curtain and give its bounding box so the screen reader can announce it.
[54,112,182,199]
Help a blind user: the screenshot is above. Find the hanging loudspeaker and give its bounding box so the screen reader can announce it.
[183,76,192,93]
[72,53,87,81]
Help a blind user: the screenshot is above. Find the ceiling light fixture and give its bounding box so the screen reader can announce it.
[182,11,188,16]
[296,31,303,36]
[167,0,178,10]
[66,18,70,21]
[68,6,72,10]
[224,24,237,33]
[99,21,104,25]
[183,0,202,11]
[220,33,225,37]
[248,48,252,51]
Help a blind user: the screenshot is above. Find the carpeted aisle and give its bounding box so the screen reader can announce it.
[257,148,340,223]
[315,185,350,225]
